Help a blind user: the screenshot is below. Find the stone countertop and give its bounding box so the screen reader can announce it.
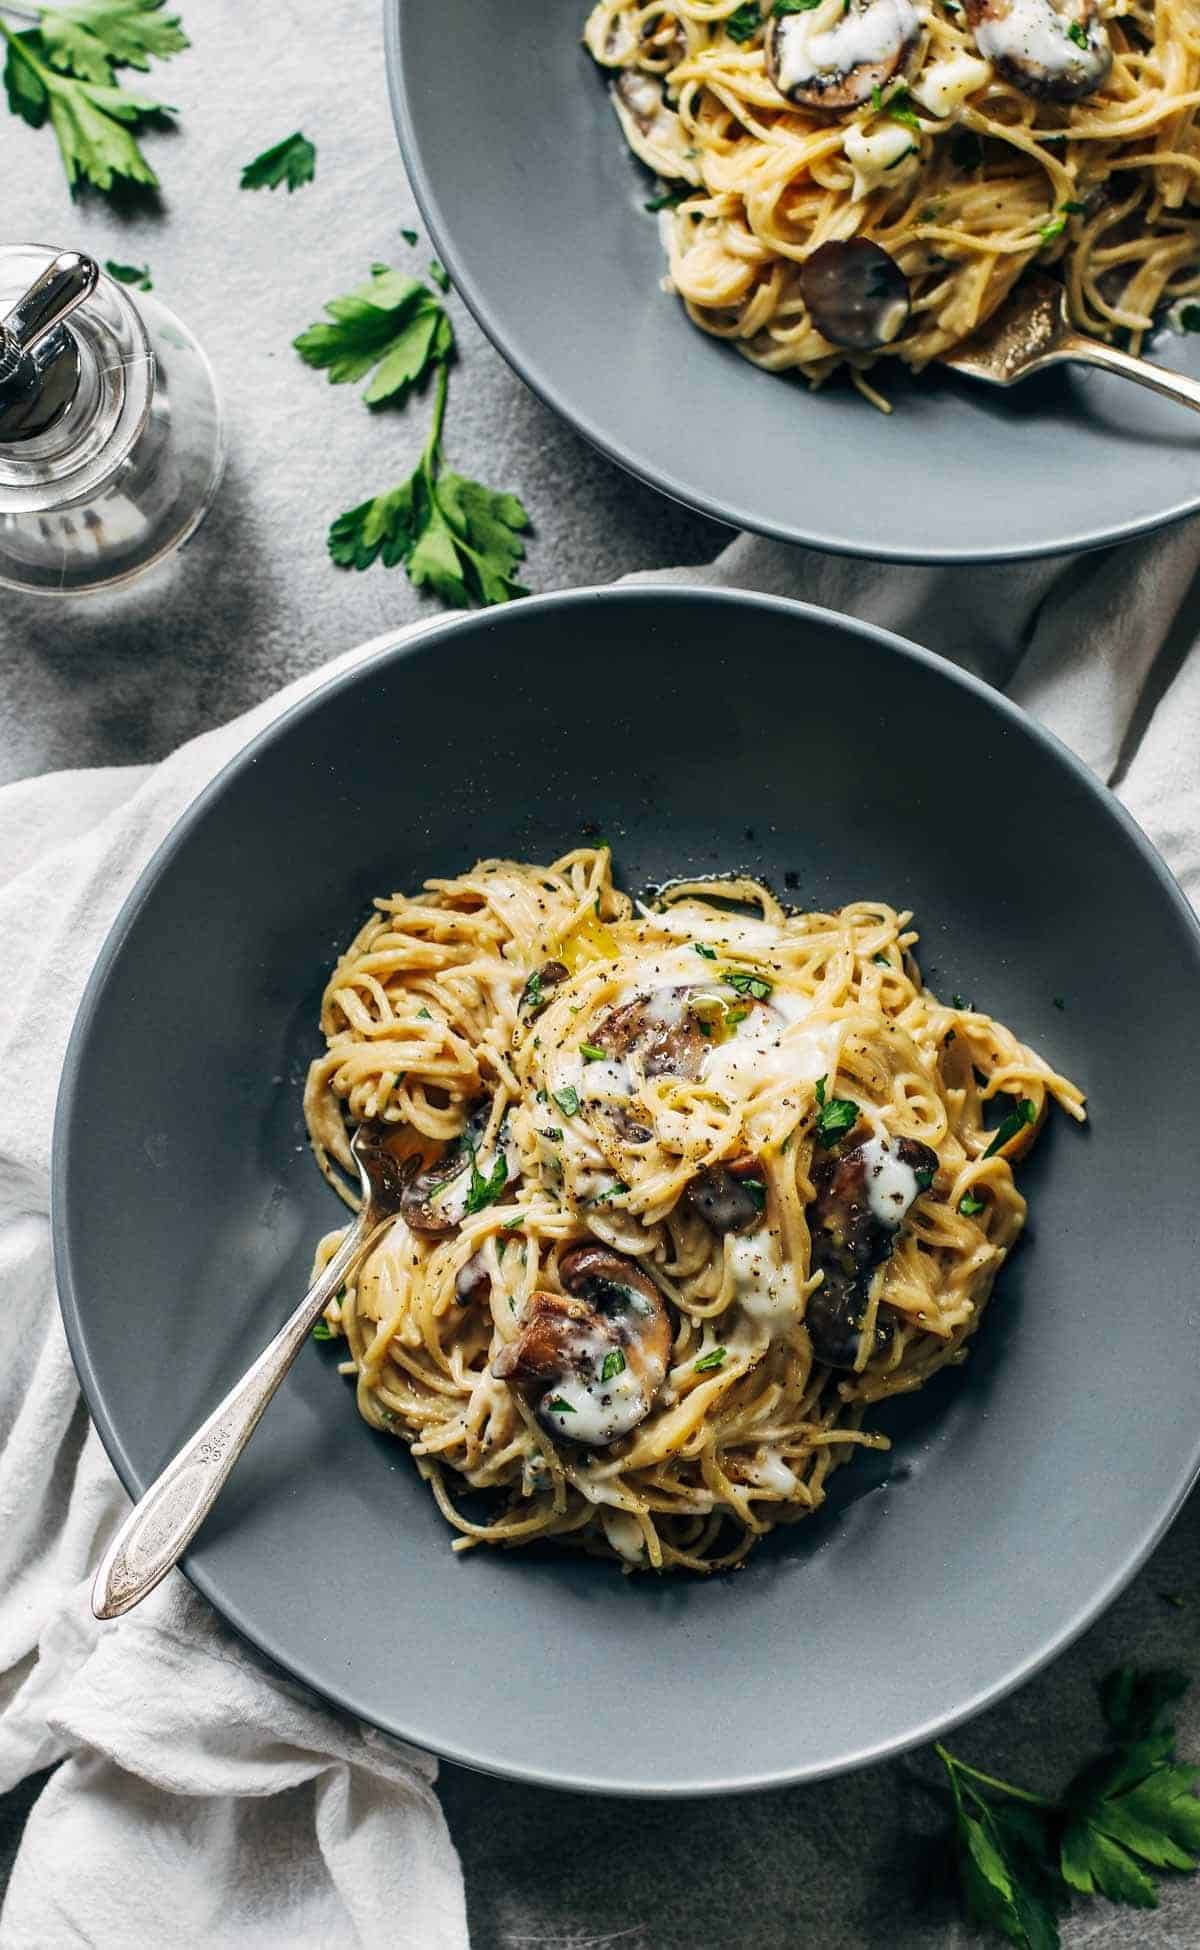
[2,5,1199,1946]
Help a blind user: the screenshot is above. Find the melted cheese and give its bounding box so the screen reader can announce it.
[727,1228,804,1327]
[842,120,920,202]
[775,0,921,92]
[859,1134,922,1227]
[972,0,1104,83]
[910,51,992,115]
[600,1510,646,1562]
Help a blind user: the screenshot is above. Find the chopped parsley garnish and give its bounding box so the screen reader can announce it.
[592,1181,628,1204]
[464,1149,508,1216]
[521,970,544,1013]
[501,1213,524,1230]
[241,129,315,193]
[958,1191,986,1217]
[644,183,693,213]
[743,1178,767,1211]
[720,968,773,1000]
[872,83,921,131]
[694,1346,727,1372]
[1040,212,1068,246]
[983,1099,1036,1159]
[600,1348,626,1382]
[579,1042,606,1063]
[873,952,891,965]
[726,1006,749,1026]
[295,263,451,407]
[725,2,762,38]
[814,1075,859,1147]
[417,1005,432,1020]
[1066,19,1090,47]
[312,1317,336,1341]
[104,258,152,289]
[1063,200,1086,215]
[914,1164,936,1190]
[546,1395,575,1414]
[772,0,822,12]
[401,227,418,246]
[540,1127,563,1144]
[429,259,449,292]
[553,1085,580,1118]
[693,942,717,959]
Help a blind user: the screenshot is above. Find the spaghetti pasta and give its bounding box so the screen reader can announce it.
[305,852,1084,1572]
[582,0,1200,402]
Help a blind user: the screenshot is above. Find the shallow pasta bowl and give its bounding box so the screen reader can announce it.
[53,585,1200,1795]
[385,0,1200,563]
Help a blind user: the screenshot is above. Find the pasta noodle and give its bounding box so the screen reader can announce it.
[305,851,1085,1572]
[582,0,1200,403]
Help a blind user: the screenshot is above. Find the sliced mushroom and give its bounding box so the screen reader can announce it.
[455,1250,492,1306]
[767,0,922,111]
[611,71,699,182]
[492,1242,672,1445]
[964,0,1111,103]
[592,985,710,1083]
[686,1156,764,1235]
[798,240,911,351]
[399,1103,517,1235]
[804,1132,937,1369]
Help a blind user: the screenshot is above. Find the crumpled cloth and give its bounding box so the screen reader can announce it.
[2,515,1199,1948]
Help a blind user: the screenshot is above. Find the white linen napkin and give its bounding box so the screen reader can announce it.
[1,518,1199,1947]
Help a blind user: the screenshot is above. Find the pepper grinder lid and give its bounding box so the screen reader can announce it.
[0,250,98,442]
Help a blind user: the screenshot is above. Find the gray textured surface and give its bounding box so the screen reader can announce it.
[1,2,1199,1945]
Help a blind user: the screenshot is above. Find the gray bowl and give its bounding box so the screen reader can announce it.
[385,0,1200,564]
[54,587,1200,1795]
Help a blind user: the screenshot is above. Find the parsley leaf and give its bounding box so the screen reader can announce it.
[1066,20,1089,47]
[743,1178,767,1210]
[694,942,717,960]
[600,1348,626,1382]
[983,1099,1036,1159]
[312,1317,336,1341]
[694,1346,727,1372]
[38,0,187,85]
[104,256,151,288]
[552,1085,580,1118]
[721,967,773,999]
[546,1394,575,1414]
[463,1147,508,1217]
[772,0,821,11]
[579,1042,606,1063]
[241,129,315,193]
[644,182,692,212]
[814,1075,859,1147]
[959,1190,986,1217]
[1,15,174,193]
[326,364,530,606]
[872,83,921,131]
[295,263,453,408]
[1039,212,1068,246]
[725,2,762,39]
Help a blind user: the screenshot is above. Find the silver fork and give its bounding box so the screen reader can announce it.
[91,1124,405,1620]
[940,272,1200,416]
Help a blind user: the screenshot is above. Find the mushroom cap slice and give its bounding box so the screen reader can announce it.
[398,1102,516,1235]
[963,0,1111,103]
[492,1243,672,1445]
[804,1132,937,1369]
[767,0,923,112]
[798,239,911,352]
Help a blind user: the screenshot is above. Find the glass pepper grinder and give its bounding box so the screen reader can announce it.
[0,243,224,595]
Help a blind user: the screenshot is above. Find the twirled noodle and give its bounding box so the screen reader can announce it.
[305,851,1085,1573]
[583,0,1200,405]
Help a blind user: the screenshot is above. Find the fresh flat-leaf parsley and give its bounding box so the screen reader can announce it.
[1,7,177,193]
[546,1394,575,1414]
[104,256,151,288]
[579,1042,606,1063]
[295,263,452,408]
[725,2,762,39]
[693,942,717,960]
[644,182,692,213]
[1066,19,1089,47]
[552,1085,580,1118]
[721,967,773,1000]
[241,129,315,193]
[959,1190,986,1217]
[772,0,821,12]
[983,1098,1036,1158]
[37,0,186,83]
[814,1075,859,1147]
[463,1148,508,1217]
[311,1317,336,1341]
[600,1348,626,1382]
[694,1346,727,1372]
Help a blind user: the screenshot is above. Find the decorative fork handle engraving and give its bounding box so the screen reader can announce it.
[91,1207,377,1620]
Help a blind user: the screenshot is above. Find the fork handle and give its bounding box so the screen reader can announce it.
[91,1210,376,1620]
[1055,332,1200,416]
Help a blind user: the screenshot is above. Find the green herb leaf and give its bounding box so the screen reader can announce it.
[295,263,453,407]
[877,84,921,131]
[743,1177,767,1210]
[463,1147,509,1217]
[983,1099,1036,1159]
[591,1181,628,1203]
[241,128,315,193]
[694,1346,727,1372]
[1066,20,1089,47]
[401,226,418,246]
[644,182,692,213]
[1039,213,1068,246]
[959,1190,986,1217]
[104,256,151,287]
[772,0,822,12]
[416,1005,432,1020]
[312,1317,335,1341]
[38,0,188,85]
[814,1075,859,1147]
[694,942,717,959]
[1,19,173,192]
[552,1085,580,1118]
[1101,1669,1192,1743]
[546,1394,575,1414]
[579,1042,606,1063]
[720,967,773,1000]
[873,952,891,965]
[429,258,449,291]
[520,969,543,1013]
[725,2,762,39]
[600,1347,626,1382]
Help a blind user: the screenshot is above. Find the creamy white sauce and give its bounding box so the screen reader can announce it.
[910,51,992,115]
[860,1133,921,1227]
[727,1228,804,1326]
[842,121,920,202]
[972,0,1102,81]
[631,904,781,952]
[775,0,921,92]
[700,1014,844,1130]
[601,1510,646,1562]
[538,1328,648,1445]
[740,1449,799,1496]
[429,1126,519,1225]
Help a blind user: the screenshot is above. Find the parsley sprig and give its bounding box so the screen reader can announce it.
[304,262,531,607]
[937,1667,1200,1948]
[1,0,185,194]
[241,129,315,194]
[814,1074,859,1147]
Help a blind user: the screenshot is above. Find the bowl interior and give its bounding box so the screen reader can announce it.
[387,0,1200,563]
[55,587,1200,1794]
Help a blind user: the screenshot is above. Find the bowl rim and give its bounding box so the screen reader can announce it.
[52,582,1200,1796]
[382,0,1200,568]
